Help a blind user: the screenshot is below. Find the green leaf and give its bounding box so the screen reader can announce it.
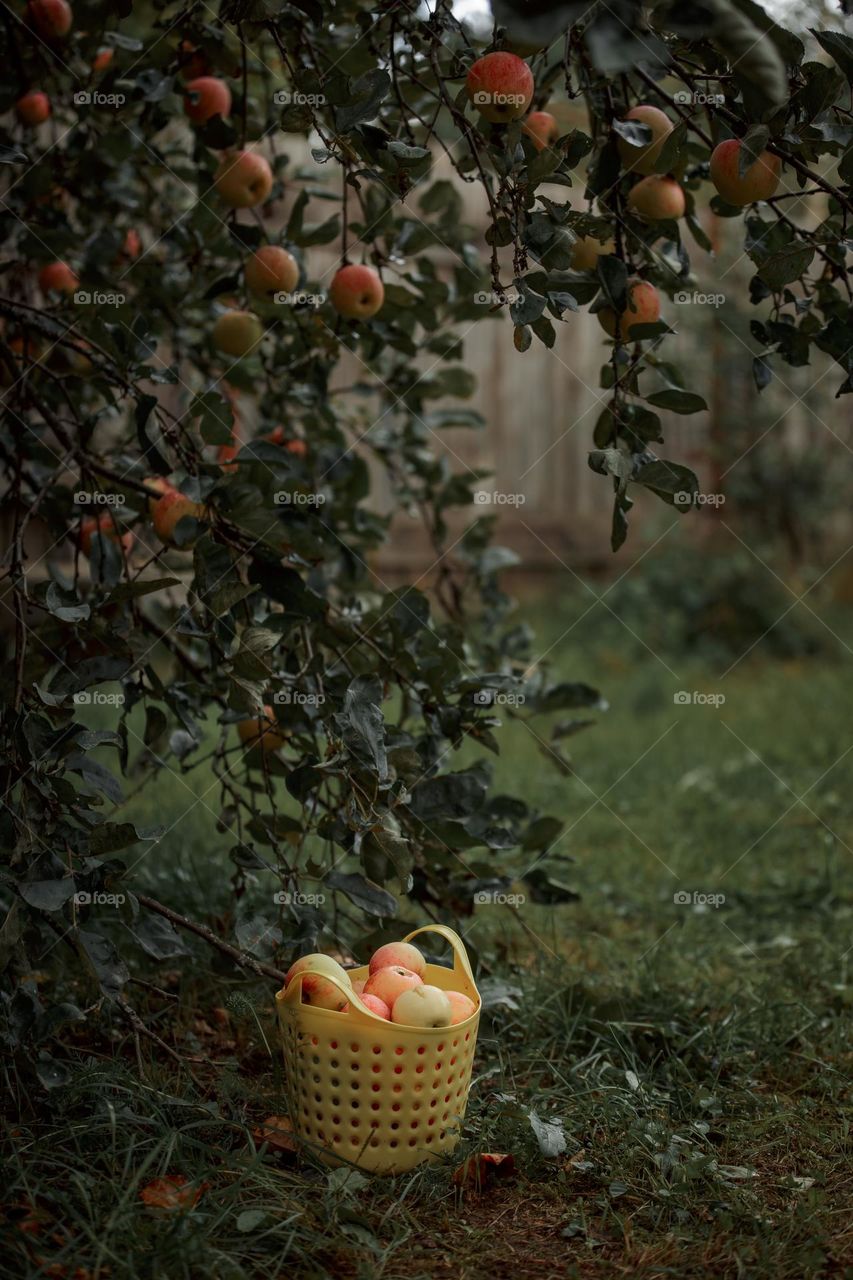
[646,389,708,414]
[757,245,815,289]
[325,872,398,918]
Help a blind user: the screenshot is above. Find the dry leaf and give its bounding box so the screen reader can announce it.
[253,1115,298,1154]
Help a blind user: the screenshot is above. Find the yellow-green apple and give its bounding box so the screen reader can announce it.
[368,941,426,978]
[78,514,134,558]
[360,993,391,1019]
[466,51,534,123]
[391,984,452,1028]
[523,110,558,151]
[245,245,299,299]
[709,139,781,205]
[237,705,285,752]
[27,0,72,38]
[38,261,78,295]
[151,489,205,544]
[16,91,50,125]
[329,264,384,319]
[571,235,615,271]
[213,150,273,208]
[627,174,686,220]
[616,104,672,174]
[284,952,351,987]
[363,965,422,1007]
[183,76,232,123]
[597,279,661,342]
[212,310,263,357]
[445,990,477,1025]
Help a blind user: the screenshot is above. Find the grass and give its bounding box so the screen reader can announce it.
[4,566,853,1279]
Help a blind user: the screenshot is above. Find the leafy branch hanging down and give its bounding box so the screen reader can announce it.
[0,0,850,1059]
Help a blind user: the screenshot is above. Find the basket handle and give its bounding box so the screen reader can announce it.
[403,924,475,983]
[276,971,386,1025]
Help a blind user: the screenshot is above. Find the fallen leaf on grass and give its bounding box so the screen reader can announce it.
[139,1175,206,1212]
[253,1115,298,1154]
[452,1152,516,1188]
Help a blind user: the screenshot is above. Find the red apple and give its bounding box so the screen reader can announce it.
[213,150,273,209]
[264,427,307,456]
[616,104,672,175]
[627,174,686,221]
[597,279,661,342]
[445,990,478,1025]
[152,489,205,544]
[183,76,232,124]
[466,51,534,124]
[368,941,426,977]
[363,965,422,1007]
[78,513,134,558]
[245,245,299,299]
[523,110,559,151]
[92,48,113,73]
[16,91,50,125]
[27,0,72,38]
[709,139,781,206]
[329,264,384,320]
[360,993,391,1019]
[38,261,78,296]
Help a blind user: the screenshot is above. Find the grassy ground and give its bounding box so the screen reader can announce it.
[4,571,853,1279]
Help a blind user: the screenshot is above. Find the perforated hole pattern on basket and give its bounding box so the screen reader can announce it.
[281,1021,478,1165]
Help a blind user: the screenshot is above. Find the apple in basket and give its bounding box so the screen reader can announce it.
[445,990,477,1024]
[284,953,351,1010]
[392,985,453,1028]
[360,993,391,1019]
[368,940,426,977]
[363,965,422,1006]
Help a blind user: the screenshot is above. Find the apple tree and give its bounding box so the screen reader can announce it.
[1,0,851,1055]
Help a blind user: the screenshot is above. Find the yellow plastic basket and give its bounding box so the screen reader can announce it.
[276,925,480,1174]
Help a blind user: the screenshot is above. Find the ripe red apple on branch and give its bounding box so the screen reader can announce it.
[183,76,232,124]
[16,92,51,125]
[627,174,686,221]
[213,151,273,208]
[466,51,534,123]
[245,246,299,299]
[597,280,661,342]
[27,0,72,38]
[709,139,782,206]
[616,104,673,174]
[523,111,559,151]
[329,264,384,319]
